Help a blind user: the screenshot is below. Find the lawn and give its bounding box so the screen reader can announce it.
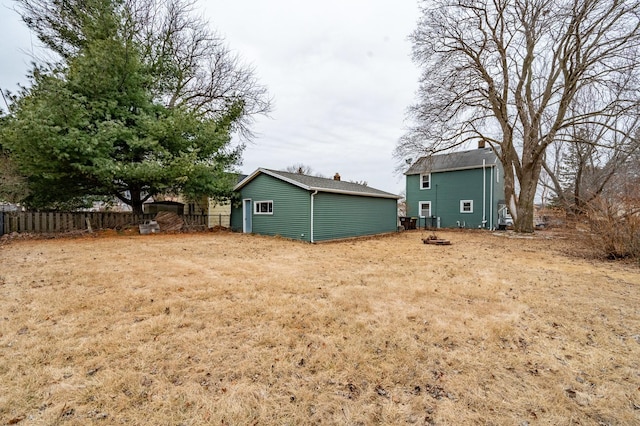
[0,230,639,425]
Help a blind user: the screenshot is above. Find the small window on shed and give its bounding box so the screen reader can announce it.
[254,201,273,215]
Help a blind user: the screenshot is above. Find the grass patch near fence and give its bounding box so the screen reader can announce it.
[0,230,639,425]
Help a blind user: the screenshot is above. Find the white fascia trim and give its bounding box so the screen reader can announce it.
[234,168,293,191]
[260,169,313,190]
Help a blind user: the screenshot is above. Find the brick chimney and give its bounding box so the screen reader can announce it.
[333,173,341,181]
[478,139,486,149]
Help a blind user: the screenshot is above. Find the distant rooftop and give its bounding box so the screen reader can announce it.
[405,148,499,175]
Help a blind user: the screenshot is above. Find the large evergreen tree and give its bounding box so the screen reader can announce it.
[1,0,269,213]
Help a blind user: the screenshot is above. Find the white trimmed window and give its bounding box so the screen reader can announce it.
[419,201,431,218]
[254,200,273,215]
[420,173,431,189]
[460,200,473,213]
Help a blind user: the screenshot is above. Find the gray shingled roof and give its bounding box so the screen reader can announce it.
[405,148,499,175]
[235,168,400,199]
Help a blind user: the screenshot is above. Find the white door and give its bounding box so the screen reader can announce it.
[243,199,252,233]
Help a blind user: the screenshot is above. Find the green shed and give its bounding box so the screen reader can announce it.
[231,168,400,242]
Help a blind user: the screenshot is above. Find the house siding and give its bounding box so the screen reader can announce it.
[231,171,399,242]
[407,166,504,229]
[312,192,398,241]
[230,204,242,231]
[231,174,311,241]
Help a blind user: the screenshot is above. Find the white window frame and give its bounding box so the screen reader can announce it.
[460,200,473,213]
[420,173,431,190]
[254,200,273,215]
[419,201,431,218]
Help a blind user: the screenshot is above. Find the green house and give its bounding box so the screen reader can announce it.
[231,168,400,242]
[404,147,507,229]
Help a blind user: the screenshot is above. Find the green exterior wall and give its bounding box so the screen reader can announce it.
[405,166,505,229]
[312,192,398,242]
[230,202,242,231]
[231,174,311,241]
[231,173,398,242]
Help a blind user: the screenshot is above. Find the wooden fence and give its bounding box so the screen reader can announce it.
[0,211,212,235]
[209,213,231,228]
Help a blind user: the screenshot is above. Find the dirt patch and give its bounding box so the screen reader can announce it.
[0,230,638,424]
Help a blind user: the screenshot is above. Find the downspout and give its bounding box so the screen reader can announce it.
[435,184,438,229]
[490,166,494,230]
[482,159,486,228]
[310,190,318,243]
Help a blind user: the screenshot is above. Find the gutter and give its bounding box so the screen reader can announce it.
[490,166,494,230]
[308,187,400,199]
[482,159,487,228]
[310,190,318,243]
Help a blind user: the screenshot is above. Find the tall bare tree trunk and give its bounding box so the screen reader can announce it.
[516,163,543,233]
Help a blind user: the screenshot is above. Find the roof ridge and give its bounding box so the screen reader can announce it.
[236,168,400,199]
[268,168,369,186]
[405,149,499,175]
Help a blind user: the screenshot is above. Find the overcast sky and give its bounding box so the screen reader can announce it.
[0,0,421,195]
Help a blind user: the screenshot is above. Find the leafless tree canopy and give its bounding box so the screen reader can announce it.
[285,163,315,175]
[397,0,640,232]
[283,164,326,178]
[541,93,640,214]
[15,0,271,138]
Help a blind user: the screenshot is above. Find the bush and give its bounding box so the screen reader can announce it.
[585,197,640,260]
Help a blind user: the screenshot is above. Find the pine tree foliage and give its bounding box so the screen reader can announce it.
[1,0,270,213]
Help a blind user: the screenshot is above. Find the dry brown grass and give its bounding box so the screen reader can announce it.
[0,229,639,425]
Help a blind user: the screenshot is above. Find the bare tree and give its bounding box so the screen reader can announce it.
[283,164,326,178]
[397,190,407,217]
[285,163,315,175]
[396,0,640,232]
[542,94,640,216]
[583,154,640,259]
[132,0,271,137]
